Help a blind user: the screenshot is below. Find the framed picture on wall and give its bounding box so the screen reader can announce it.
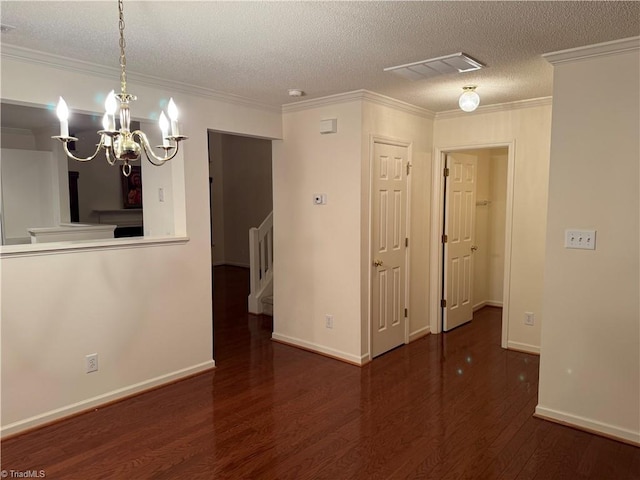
[121,166,142,209]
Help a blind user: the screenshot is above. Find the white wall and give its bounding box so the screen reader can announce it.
[0,124,70,241]
[472,148,507,308]
[273,98,364,364]
[433,101,552,353]
[473,150,491,307]
[0,149,56,244]
[537,39,640,444]
[488,150,507,303]
[3,122,71,229]
[208,132,225,263]
[272,92,432,364]
[208,133,273,267]
[0,50,282,435]
[221,134,272,267]
[1,128,37,150]
[71,129,123,224]
[361,99,433,345]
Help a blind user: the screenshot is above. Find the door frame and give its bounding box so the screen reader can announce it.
[429,141,515,348]
[368,135,413,358]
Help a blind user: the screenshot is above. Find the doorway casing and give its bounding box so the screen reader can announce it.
[429,141,515,347]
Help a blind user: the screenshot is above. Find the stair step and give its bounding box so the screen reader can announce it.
[262,296,273,305]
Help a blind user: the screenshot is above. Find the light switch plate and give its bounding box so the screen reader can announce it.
[565,229,596,250]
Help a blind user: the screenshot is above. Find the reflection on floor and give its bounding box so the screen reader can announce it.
[2,266,638,479]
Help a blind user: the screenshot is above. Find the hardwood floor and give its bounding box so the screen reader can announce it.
[2,266,639,479]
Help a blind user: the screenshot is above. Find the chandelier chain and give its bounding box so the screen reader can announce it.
[118,0,127,95]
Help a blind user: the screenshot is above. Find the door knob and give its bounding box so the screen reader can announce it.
[373,259,383,267]
[471,245,478,252]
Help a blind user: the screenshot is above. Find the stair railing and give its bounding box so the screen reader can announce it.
[248,211,273,313]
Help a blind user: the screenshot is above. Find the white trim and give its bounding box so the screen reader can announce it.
[283,90,435,119]
[534,405,640,446]
[0,235,189,258]
[1,44,279,113]
[472,300,504,312]
[271,333,366,366]
[429,142,515,351]
[409,326,430,342]
[501,144,517,349]
[507,341,540,355]
[543,36,640,65]
[0,360,215,438]
[221,261,250,269]
[435,97,552,120]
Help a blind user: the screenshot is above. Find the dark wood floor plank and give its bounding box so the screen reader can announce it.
[2,266,638,479]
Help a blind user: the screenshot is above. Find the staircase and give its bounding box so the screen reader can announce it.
[248,211,273,315]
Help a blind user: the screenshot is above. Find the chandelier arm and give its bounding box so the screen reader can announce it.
[133,130,179,166]
[104,146,117,166]
[62,137,105,162]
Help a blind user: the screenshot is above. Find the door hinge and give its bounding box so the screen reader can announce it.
[405,237,409,247]
[406,162,412,176]
[442,234,448,243]
[404,308,408,318]
[443,167,450,177]
[441,299,447,308]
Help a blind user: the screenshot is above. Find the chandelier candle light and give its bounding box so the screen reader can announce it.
[53,0,187,177]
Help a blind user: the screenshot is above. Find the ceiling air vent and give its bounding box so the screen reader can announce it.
[384,52,484,81]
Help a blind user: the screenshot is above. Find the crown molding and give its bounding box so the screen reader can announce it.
[435,97,552,120]
[361,90,435,119]
[283,89,435,119]
[1,44,280,113]
[543,36,640,65]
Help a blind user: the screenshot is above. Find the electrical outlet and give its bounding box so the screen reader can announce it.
[524,312,534,326]
[313,194,327,205]
[325,314,333,329]
[86,353,98,373]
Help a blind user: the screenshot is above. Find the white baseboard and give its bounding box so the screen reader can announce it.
[473,300,504,311]
[212,261,250,268]
[222,261,250,268]
[409,326,430,342]
[535,405,640,446]
[507,341,540,355]
[272,333,366,366]
[1,360,215,438]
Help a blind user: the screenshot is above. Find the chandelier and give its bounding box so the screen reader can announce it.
[53,0,187,177]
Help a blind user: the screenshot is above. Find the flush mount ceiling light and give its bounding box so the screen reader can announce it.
[458,86,480,112]
[384,52,484,81]
[53,0,187,177]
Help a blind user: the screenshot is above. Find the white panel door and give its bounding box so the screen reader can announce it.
[443,153,477,331]
[372,142,408,357]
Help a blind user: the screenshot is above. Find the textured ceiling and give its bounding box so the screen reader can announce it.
[1,1,639,113]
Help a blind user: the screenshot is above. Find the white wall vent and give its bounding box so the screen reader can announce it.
[384,52,484,81]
